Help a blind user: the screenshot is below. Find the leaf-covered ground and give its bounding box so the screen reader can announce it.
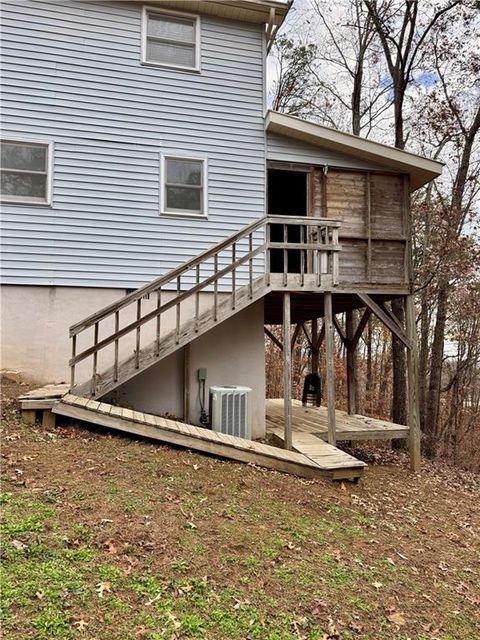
[1,376,479,640]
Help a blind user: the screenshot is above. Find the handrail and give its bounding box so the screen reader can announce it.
[69,216,266,337]
[69,245,265,367]
[69,215,342,394]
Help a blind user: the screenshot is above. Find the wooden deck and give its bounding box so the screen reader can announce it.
[18,383,70,410]
[266,399,409,441]
[49,394,365,481]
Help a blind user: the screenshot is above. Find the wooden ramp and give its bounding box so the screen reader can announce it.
[267,399,409,441]
[53,394,365,481]
[269,427,366,479]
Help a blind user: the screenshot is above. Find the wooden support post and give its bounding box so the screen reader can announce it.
[22,409,37,424]
[324,292,336,445]
[311,318,319,375]
[183,344,190,423]
[346,310,356,416]
[406,295,421,472]
[42,410,56,429]
[283,292,292,450]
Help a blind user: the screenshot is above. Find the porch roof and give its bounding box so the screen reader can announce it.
[266,111,443,191]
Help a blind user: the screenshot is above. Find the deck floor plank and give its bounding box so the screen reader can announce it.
[266,399,409,441]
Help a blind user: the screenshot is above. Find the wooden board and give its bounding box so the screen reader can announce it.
[266,399,409,441]
[52,394,365,481]
[269,428,365,472]
[19,383,70,410]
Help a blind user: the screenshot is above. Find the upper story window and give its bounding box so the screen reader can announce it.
[161,156,206,217]
[0,140,52,205]
[142,7,200,71]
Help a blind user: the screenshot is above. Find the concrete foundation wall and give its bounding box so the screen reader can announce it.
[104,301,266,438]
[1,285,266,438]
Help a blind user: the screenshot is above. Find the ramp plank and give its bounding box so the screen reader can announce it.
[53,395,364,481]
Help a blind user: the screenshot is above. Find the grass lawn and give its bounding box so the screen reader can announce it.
[1,376,479,640]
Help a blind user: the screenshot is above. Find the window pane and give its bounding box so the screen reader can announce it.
[166,159,202,186]
[1,171,47,199]
[166,186,202,212]
[146,40,195,68]
[147,14,196,43]
[1,143,46,171]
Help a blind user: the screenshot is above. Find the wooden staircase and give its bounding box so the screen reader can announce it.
[69,216,341,399]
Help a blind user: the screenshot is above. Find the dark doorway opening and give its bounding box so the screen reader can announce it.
[267,168,308,273]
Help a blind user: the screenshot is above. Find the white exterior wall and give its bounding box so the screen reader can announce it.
[1,285,266,438]
[1,0,266,289]
[108,301,266,438]
[267,132,388,171]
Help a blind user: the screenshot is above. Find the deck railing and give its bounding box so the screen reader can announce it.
[69,215,341,394]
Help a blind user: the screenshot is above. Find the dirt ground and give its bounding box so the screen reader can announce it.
[1,375,479,640]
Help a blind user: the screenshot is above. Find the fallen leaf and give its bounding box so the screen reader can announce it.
[104,540,118,555]
[12,539,27,550]
[387,612,406,626]
[372,581,383,590]
[96,581,111,598]
[73,617,88,632]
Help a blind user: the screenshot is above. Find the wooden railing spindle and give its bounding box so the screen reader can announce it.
[214,253,218,320]
[266,222,271,286]
[332,228,339,285]
[114,311,119,381]
[232,243,236,309]
[248,233,253,298]
[155,289,161,356]
[91,321,99,396]
[176,276,181,343]
[195,265,200,332]
[70,335,76,389]
[300,224,305,287]
[283,224,288,287]
[135,299,141,368]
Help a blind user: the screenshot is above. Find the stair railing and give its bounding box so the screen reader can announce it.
[69,215,341,395]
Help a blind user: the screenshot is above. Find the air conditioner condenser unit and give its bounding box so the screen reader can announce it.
[209,385,252,440]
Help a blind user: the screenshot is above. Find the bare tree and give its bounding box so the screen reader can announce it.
[364,0,461,426]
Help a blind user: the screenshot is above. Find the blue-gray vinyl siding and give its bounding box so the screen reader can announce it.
[1,0,266,288]
[267,132,389,171]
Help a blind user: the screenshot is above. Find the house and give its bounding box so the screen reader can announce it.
[1,0,442,478]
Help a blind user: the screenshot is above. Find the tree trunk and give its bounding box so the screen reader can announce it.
[418,289,430,429]
[425,282,449,456]
[391,298,407,425]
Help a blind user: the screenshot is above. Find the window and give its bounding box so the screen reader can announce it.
[1,140,52,205]
[142,7,200,71]
[162,156,206,216]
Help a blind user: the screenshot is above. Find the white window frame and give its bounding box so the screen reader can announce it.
[160,153,208,218]
[0,138,53,206]
[141,6,201,72]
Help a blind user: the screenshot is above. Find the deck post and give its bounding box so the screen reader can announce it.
[283,292,292,450]
[311,317,319,375]
[183,343,190,423]
[406,294,421,472]
[345,310,356,415]
[324,292,336,445]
